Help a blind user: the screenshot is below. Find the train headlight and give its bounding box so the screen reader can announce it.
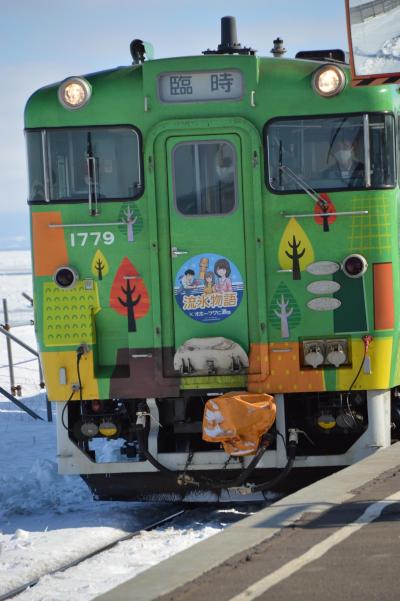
[53,266,79,289]
[312,65,346,97]
[341,254,368,278]
[58,77,91,110]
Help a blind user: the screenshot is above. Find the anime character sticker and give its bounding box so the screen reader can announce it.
[203,271,215,295]
[174,254,244,323]
[213,258,233,292]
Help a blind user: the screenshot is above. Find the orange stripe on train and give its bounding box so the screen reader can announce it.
[32,212,69,277]
[373,262,394,330]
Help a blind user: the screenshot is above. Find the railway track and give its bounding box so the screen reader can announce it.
[0,509,185,601]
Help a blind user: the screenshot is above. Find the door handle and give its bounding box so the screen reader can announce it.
[171,247,189,258]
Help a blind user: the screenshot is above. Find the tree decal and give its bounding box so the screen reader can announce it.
[314,192,337,233]
[91,249,109,281]
[268,282,301,338]
[285,235,305,280]
[278,218,315,280]
[118,205,143,242]
[110,257,150,332]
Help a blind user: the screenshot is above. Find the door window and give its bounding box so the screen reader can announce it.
[173,141,237,215]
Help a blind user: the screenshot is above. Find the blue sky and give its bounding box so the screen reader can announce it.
[0,0,348,247]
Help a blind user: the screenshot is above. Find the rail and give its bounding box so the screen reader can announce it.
[0,509,185,601]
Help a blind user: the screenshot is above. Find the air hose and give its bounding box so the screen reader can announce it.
[135,409,268,489]
[135,407,298,493]
[136,412,177,475]
[196,434,273,490]
[245,429,298,493]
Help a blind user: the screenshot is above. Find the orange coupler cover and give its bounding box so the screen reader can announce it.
[202,392,276,456]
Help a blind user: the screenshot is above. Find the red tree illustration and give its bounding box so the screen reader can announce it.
[110,257,150,332]
[314,192,337,232]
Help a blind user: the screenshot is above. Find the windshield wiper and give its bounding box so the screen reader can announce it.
[86,132,99,216]
[279,164,331,231]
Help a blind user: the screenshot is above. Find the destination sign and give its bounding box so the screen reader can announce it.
[158,70,243,103]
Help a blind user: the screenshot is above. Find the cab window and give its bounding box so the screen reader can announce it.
[266,114,395,192]
[26,126,142,202]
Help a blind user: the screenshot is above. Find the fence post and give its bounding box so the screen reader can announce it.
[2,298,16,395]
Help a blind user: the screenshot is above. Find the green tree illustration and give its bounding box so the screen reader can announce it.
[268,282,301,338]
[118,205,144,241]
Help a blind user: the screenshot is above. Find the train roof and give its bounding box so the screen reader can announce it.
[24,17,399,127]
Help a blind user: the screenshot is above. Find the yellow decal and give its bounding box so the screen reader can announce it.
[337,337,393,390]
[394,341,400,385]
[91,249,109,280]
[278,218,315,276]
[43,281,99,347]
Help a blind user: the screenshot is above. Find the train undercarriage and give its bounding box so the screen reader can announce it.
[58,388,397,501]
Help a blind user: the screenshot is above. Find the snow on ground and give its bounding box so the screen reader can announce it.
[11,509,235,601]
[0,399,255,601]
[0,397,173,598]
[0,384,241,601]
[0,251,265,600]
[351,6,400,75]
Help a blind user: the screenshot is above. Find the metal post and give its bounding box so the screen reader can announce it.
[38,358,52,422]
[2,298,16,395]
[36,344,52,423]
[46,396,53,422]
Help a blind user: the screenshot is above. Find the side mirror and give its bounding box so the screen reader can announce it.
[346,0,400,85]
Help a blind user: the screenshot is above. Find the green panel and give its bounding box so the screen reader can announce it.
[94,308,128,370]
[333,271,367,333]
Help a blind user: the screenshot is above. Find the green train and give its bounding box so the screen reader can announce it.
[25,17,400,500]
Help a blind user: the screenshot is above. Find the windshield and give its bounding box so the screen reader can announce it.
[266,114,395,192]
[26,126,142,202]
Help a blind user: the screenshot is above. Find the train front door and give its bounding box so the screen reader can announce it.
[167,134,248,357]
[151,120,267,379]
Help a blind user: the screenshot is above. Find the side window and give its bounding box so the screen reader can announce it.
[26,131,45,201]
[173,141,237,215]
[26,127,142,202]
[369,114,395,187]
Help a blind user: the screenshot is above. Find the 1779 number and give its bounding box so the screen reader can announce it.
[70,232,115,247]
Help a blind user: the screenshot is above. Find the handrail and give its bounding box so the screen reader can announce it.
[1,296,51,421]
[0,324,39,357]
[0,385,43,420]
[0,324,46,395]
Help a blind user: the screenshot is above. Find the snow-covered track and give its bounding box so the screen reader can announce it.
[0,509,185,601]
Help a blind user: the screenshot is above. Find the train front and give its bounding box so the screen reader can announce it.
[24,19,400,500]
